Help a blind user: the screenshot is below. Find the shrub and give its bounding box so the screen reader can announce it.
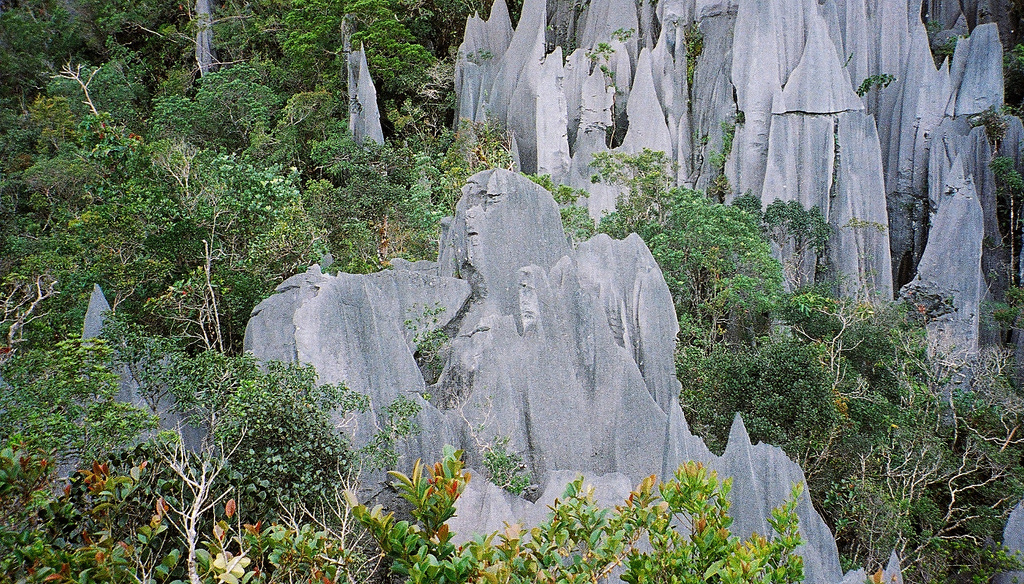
[350,449,805,584]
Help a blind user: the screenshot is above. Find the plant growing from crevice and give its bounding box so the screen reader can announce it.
[855,73,896,97]
[482,436,531,495]
[405,303,451,385]
[971,107,1009,145]
[708,120,736,201]
[458,396,533,495]
[359,396,423,471]
[685,26,704,88]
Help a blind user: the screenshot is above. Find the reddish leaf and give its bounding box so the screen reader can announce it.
[225,499,236,519]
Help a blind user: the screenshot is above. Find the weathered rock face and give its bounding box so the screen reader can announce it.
[901,157,984,356]
[82,285,205,449]
[996,501,1024,584]
[83,284,110,340]
[446,0,1023,352]
[247,169,872,583]
[347,47,383,146]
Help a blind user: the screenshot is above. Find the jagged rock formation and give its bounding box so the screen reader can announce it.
[83,284,110,340]
[445,0,1022,351]
[347,47,384,145]
[247,169,879,583]
[83,285,205,449]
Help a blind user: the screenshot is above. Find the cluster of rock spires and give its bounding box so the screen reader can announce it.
[245,169,898,583]
[78,0,1024,579]
[446,0,1024,358]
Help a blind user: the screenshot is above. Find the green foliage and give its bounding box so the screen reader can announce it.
[855,74,896,97]
[351,450,805,584]
[1006,44,1024,108]
[0,338,157,465]
[708,120,737,201]
[591,148,677,232]
[596,152,781,346]
[213,360,363,516]
[972,107,1011,147]
[758,198,834,288]
[152,64,282,153]
[0,438,60,579]
[359,396,424,471]
[526,173,595,245]
[680,297,1024,580]
[481,436,532,496]
[0,439,378,584]
[679,341,839,455]
[686,26,704,88]
[405,303,451,384]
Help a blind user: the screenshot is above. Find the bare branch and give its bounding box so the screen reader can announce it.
[55,61,100,116]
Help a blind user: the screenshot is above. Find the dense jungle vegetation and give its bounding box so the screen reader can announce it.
[4,1,1024,582]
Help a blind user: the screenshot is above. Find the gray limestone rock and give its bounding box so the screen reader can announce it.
[347,48,384,145]
[617,48,673,156]
[448,469,634,545]
[728,0,782,198]
[771,16,863,116]
[650,22,692,185]
[884,552,904,584]
[194,0,215,76]
[690,5,737,192]
[996,501,1024,584]
[947,22,1004,117]
[441,169,571,314]
[901,157,984,356]
[534,48,572,180]
[454,0,513,124]
[566,68,619,220]
[831,112,894,301]
[713,415,843,584]
[83,283,111,339]
[246,168,890,584]
[576,233,681,410]
[82,283,205,449]
[577,0,639,70]
[245,264,470,464]
[563,48,591,151]
[760,113,835,288]
[485,0,545,138]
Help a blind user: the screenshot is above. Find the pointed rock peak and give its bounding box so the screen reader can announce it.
[487,0,511,30]
[83,283,111,339]
[727,412,752,448]
[946,156,977,201]
[948,22,1004,117]
[618,48,672,155]
[884,551,903,584]
[667,397,693,435]
[348,47,384,145]
[513,0,544,32]
[773,17,863,115]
